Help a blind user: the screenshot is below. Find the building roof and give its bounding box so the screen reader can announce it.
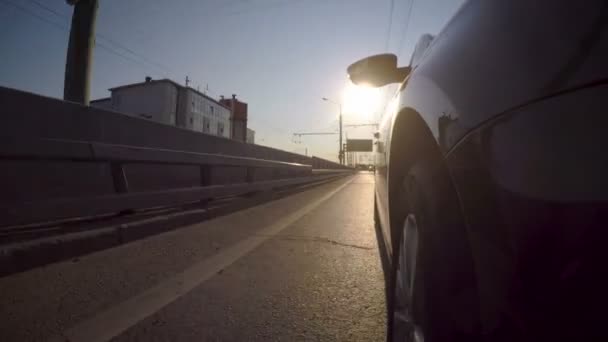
[182,87,231,110]
[108,78,230,110]
[108,78,181,92]
[90,97,111,103]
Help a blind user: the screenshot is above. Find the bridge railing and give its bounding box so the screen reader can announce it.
[0,137,349,227]
[0,87,351,168]
[0,87,352,227]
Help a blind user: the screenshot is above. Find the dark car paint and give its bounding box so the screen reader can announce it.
[374,0,608,339]
[447,84,608,339]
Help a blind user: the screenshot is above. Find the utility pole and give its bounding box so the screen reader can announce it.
[63,0,99,105]
[339,104,343,165]
[322,97,344,165]
[292,132,339,161]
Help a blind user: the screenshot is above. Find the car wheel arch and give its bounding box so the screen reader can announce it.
[386,107,442,247]
[386,107,481,338]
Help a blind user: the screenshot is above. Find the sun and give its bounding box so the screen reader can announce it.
[342,82,381,121]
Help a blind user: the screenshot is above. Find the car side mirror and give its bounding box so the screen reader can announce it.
[347,54,410,88]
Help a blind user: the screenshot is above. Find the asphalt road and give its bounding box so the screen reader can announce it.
[0,172,386,341]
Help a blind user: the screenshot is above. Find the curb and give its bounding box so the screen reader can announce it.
[0,174,350,278]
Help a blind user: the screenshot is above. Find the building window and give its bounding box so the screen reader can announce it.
[209,106,214,115]
[218,122,224,135]
[203,117,210,133]
[189,117,193,125]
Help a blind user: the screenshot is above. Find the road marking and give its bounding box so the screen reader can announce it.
[55,177,354,342]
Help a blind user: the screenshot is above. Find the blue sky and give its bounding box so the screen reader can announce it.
[0,0,463,161]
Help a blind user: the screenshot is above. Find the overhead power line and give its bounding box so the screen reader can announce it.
[2,0,158,74]
[397,0,415,55]
[98,33,173,74]
[222,0,327,16]
[1,0,66,32]
[384,0,395,51]
[26,0,65,19]
[28,0,174,75]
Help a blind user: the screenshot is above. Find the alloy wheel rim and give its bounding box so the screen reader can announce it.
[392,214,424,342]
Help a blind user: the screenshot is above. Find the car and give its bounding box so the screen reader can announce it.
[347,1,608,341]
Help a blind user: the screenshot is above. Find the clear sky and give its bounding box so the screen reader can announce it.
[0,0,463,161]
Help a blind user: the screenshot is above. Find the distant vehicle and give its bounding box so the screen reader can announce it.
[348,1,608,341]
[355,164,374,172]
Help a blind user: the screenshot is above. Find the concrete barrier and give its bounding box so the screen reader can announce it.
[1,87,320,165]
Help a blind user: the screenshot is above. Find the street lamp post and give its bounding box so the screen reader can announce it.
[322,97,344,165]
[64,0,99,105]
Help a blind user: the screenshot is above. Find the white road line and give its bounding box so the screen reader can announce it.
[53,177,354,342]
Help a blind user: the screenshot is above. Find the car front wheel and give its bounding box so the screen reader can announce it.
[387,161,478,342]
[391,212,425,341]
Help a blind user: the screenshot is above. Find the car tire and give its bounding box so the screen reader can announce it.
[374,194,380,228]
[386,161,479,342]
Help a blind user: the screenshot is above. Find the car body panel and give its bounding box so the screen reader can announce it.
[447,84,608,338]
[374,0,608,338]
[410,0,608,153]
[375,0,608,259]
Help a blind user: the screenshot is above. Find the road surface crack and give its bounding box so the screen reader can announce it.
[256,234,373,250]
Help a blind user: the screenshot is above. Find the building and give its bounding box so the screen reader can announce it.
[219,95,248,142]
[246,128,255,144]
[89,97,112,110]
[177,86,231,138]
[92,77,232,139]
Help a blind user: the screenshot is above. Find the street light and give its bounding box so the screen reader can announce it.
[321,97,343,165]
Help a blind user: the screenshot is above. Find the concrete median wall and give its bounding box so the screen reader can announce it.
[0,87,345,168]
[0,87,346,206]
[0,160,115,203]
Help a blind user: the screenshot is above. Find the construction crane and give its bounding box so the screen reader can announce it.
[343,123,379,129]
[292,132,341,161]
[292,132,338,144]
[292,123,377,162]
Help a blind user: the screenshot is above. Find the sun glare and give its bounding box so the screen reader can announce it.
[342,82,381,121]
